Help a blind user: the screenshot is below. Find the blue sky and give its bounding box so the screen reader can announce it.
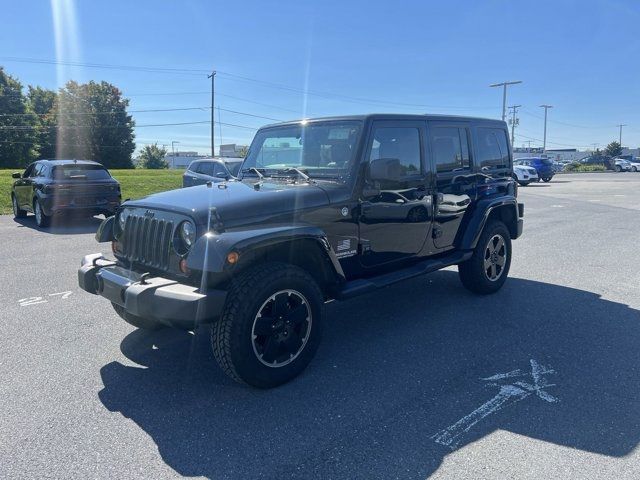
[2,0,639,154]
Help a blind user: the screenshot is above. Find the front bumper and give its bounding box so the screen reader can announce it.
[78,253,226,329]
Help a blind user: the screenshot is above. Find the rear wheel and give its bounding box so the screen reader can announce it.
[615,165,622,172]
[11,195,27,218]
[212,262,323,388]
[33,199,51,227]
[458,221,512,294]
[111,302,164,330]
[542,177,552,183]
[632,166,637,172]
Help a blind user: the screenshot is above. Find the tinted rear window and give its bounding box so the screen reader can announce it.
[52,164,111,180]
[540,159,553,165]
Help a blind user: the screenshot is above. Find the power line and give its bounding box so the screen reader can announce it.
[0,120,258,130]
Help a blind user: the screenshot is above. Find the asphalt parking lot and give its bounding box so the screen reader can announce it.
[1,172,639,479]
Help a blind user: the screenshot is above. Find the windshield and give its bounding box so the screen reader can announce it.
[242,121,362,179]
[52,164,111,180]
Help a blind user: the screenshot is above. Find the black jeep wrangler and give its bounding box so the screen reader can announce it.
[78,114,523,388]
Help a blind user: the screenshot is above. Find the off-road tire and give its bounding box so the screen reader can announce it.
[33,199,51,227]
[212,262,323,388]
[458,221,512,295]
[11,194,27,218]
[111,302,164,330]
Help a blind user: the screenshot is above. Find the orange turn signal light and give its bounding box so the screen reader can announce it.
[226,252,239,264]
[179,258,190,274]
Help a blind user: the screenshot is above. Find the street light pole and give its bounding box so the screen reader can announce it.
[208,70,217,157]
[539,104,553,153]
[508,105,521,146]
[171,141,180,169]
[489,80,522,121]
[617,124,627,145]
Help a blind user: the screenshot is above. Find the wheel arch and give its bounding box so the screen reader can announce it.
[186,226,346,298]
[457,197,520,250]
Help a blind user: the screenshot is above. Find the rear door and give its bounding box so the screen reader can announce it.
[427,122,475,250]
[183,162,199,187]
[358,120,434,268]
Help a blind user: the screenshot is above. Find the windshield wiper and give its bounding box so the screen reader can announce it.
[241,167,265,180]
[281,167,314,183]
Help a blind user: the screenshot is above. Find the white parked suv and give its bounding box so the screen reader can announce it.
[513,164,539,186]
[612,158,632,172]
[626,158,640,172]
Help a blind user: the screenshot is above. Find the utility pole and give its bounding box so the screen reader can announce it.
[489,80,522,121]
[508,105,521,146]
[218,107,223,152]
[208,70,216,156]
[617,124,626,146]
[539,104,553,153]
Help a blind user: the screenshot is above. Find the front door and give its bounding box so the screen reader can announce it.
[358,120,433,268]
[427,122,475,249]
[15,163,37,211]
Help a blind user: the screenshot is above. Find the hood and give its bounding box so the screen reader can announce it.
[124,179,331,226]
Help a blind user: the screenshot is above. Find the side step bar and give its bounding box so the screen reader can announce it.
[336,250,472,300]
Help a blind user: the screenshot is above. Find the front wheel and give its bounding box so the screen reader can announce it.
[542,177,552,183]
[212,262,323,388]
[632,167,638,172]
[615,165,622,172]
[458,221,512,294]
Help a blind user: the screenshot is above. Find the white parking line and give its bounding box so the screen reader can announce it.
[431,359,558,448]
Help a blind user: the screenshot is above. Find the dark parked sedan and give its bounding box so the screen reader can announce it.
[182,158,243,187]
[11,159,121,227]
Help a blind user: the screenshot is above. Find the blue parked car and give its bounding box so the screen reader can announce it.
[514,157,555,182]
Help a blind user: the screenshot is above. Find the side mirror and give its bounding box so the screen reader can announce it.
[369,158,402,182]
[12,172,21,179]
[215,172,229,179]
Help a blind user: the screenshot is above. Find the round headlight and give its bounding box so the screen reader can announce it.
[180,221,196,248]
[118,209,129,230]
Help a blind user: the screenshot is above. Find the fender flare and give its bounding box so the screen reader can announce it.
[186,224,346,281]
[95,215,115,242]
[457,196,519,250]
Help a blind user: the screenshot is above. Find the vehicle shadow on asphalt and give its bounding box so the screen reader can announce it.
[13,215,103,234]
[98,271,640,479]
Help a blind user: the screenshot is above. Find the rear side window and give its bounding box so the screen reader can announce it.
[430,127,470,173]
[197,162,215,176]
[187,162,199,172]
[477,128,510,169]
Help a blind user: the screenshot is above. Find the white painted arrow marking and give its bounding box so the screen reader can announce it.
[431,359,558,448]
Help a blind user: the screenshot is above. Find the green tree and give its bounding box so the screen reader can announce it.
[27,86,57,159]
[238,145,249,158]
[138,143,168,169]
[0,67,38,168]
[605,141,622,158]
[55,80,135,168]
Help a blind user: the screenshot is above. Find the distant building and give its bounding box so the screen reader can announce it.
[219,144,248,158]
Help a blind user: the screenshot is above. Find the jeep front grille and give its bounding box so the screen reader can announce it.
[121,215,174,270]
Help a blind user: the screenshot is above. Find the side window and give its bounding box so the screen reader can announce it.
[369,127,421,177]
[212,163,225,176]
[37,165,48,177]
[477,128,510,169]
[23,164,36,178]
[201,162,215,176]
[187,162,198,173]
[430,127,470,173]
